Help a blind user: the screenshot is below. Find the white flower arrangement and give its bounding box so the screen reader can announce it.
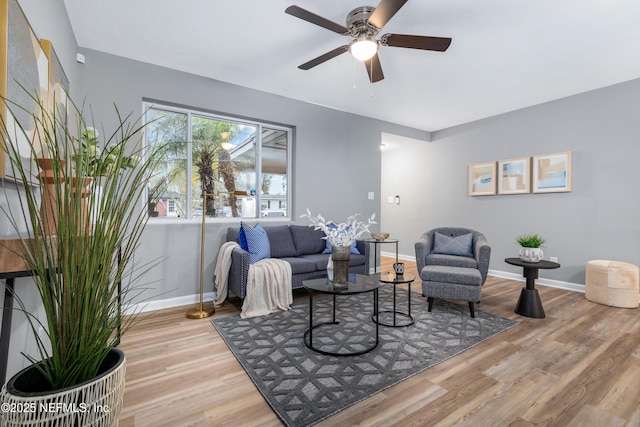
[301,209,376,247]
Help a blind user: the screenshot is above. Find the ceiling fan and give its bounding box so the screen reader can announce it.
[285,0,452,83]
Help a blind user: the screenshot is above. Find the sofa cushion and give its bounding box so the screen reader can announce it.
[433,231,474,257]
[422,265,482,286]
[299,253,367,271]
[290,225,326,255]
[264,225,299,258]
[426,253,478,269]
[299,254,330,271]
[279,257,318,275]
[240,222,271,264]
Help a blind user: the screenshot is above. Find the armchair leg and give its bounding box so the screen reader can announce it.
[427,297,434,312]
[468,301,475,318]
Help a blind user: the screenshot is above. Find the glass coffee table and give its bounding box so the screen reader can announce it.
[373,272,416,327]
[303,274,379,356]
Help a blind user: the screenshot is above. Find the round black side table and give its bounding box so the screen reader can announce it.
[505,257,560,318]
[302,275,379,356]
[362,238,399,273]
[373,272,415,327]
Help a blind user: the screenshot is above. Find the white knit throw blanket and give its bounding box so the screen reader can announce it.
[213,241,293,318]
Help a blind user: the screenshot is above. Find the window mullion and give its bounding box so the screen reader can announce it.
[255,125,262,218]
[186,112,193,219]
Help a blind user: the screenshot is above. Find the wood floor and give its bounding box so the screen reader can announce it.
[118,257,640,426]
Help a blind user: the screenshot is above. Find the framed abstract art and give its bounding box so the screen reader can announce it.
[532,151,572,193]
[468,161,496,196]
[498,156,530,195]
[0,0,49,181]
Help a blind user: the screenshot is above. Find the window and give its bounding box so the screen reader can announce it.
[145,104,291,220]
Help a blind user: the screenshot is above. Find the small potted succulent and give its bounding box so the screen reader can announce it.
[515,233,546,263]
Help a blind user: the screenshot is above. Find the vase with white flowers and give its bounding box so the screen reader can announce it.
[301,209,376,286]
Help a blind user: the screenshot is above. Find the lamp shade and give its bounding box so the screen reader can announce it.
[350,37,378,61]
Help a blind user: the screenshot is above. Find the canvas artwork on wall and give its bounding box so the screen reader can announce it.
[498,156,530,194]
[0,0,49,181]
[41,39,69,126]
[532,151,572,193]
[468,161,496,196]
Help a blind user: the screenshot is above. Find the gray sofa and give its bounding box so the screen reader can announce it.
[225,224,370,299]
[415,227,491,317]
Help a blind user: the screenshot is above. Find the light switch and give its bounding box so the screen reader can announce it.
[368,192,374,200]
[387,196,394,204]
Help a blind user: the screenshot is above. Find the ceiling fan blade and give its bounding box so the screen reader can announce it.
[285,5,349,35]
[367,0,408,29]
[364,53,384,83]
[298,45,349,70]
[381,34,452,52]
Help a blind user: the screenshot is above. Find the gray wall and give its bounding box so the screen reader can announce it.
[382,79,640,285]
[75,48,430,304]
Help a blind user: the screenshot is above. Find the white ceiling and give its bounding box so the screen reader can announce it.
[63,0,640,132]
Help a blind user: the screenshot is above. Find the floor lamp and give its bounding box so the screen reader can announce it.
[186,192,216,319]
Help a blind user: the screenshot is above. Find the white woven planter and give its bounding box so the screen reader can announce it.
[0,348,126,427]
[518,247,544,263]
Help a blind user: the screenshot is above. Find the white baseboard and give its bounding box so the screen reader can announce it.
[129,258,586,314]
[488,269,585,293]
[379,252,585,294]
[125,292,216,315]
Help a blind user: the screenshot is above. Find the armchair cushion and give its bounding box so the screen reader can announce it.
[432,231,473,257]
[425,253,478,270]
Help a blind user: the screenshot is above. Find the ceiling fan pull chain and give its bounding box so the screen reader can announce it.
[369,61,374,98]
[353,56,357,89]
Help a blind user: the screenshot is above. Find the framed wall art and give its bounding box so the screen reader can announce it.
[41,39,69,126]
[468,161,496,196]
[498,156,530,194]
[532,151,572,193]
[0,0,49,181]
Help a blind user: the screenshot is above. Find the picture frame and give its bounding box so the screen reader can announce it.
[0,0,49,181]
[532,151,572,193]
[498,156,530,194]
[468,161,496,196]
[41,39,69,127]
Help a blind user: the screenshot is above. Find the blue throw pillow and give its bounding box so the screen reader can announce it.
[238,227,249,251]
[432,232,474,257]
[240,222,271,264]
[322,224,361,254]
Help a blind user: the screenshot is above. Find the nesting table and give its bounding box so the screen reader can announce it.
[373,272,415,327]
[362,238,399,273]
[302,275,379,356]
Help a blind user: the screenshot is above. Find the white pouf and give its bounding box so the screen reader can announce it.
[585,260,639,308]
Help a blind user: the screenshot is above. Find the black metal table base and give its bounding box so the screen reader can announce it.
[373,279,415,327]
[304,290,379,357]
[515,288,545,318]
[374,310,415,327]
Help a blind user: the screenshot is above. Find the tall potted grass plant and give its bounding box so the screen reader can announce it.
[0,93,169,426]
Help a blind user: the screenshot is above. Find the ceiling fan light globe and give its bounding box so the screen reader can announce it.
[350,39,378,61]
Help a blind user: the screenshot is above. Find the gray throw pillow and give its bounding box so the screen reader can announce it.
[433,232,474,257]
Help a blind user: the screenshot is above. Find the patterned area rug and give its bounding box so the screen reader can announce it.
[212,285,517,427]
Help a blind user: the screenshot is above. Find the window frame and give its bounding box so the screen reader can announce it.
[143,102,293,221]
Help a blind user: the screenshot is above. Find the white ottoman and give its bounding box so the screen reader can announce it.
[585,260,639,308]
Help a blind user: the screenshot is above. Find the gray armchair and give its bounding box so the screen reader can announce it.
[414,227,491,317]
